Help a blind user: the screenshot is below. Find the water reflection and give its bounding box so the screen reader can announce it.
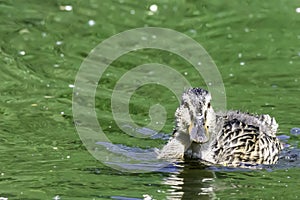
[94,135,300,199]
[162,147,300,200]
[163,162,216,200]
[94,141,217,199]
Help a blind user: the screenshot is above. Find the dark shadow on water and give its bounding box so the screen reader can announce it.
[162,161,216,200]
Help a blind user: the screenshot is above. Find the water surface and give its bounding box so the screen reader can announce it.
[0,0,300,199]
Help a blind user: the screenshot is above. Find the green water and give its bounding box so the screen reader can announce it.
[1,0,300,199]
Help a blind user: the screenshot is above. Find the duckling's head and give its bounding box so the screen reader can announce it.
[175,88,213,143]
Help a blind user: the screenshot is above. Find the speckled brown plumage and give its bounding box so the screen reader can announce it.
[211,117,282,166]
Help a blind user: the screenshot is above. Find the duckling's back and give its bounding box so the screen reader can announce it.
[211,111,283,167]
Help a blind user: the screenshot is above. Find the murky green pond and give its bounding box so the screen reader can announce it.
[1,0,300,199]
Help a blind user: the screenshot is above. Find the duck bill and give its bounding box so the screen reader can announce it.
[188,120,209,143]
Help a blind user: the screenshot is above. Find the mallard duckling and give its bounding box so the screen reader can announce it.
[158,88,283,167]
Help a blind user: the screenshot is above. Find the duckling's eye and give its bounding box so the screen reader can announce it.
[207,102,211,108]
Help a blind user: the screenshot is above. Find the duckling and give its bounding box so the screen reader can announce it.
[158,88,283,167]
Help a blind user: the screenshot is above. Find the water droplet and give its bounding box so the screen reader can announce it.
[44,96,54,99]
[296,8,300,13]
[19,50,26,55]
[229,73,234,77]
[184,72,188,75]
[244,27,250,32]
[189,29,197,35]
[68,84,75,88]
[227,34,232,39]
[60,111,64,115]
[130,9,135,15]
[289,60,293,64]
[238,53,242,58]
[197,61,202,66]
[19,28,29,34]
[60,5,72,11]
[65,5,72,11]
[53,195,61,200]
[56,41,63,45]
[88,20,95,26]
[240,62,245,66]
[149,4,158,12]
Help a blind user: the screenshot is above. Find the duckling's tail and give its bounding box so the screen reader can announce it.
[259,114,279,134]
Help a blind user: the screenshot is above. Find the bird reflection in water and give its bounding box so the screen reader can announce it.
[163,161,216,200]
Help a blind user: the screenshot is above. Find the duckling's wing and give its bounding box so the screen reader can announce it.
[212,118,282,167]
[222,111,278,136]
